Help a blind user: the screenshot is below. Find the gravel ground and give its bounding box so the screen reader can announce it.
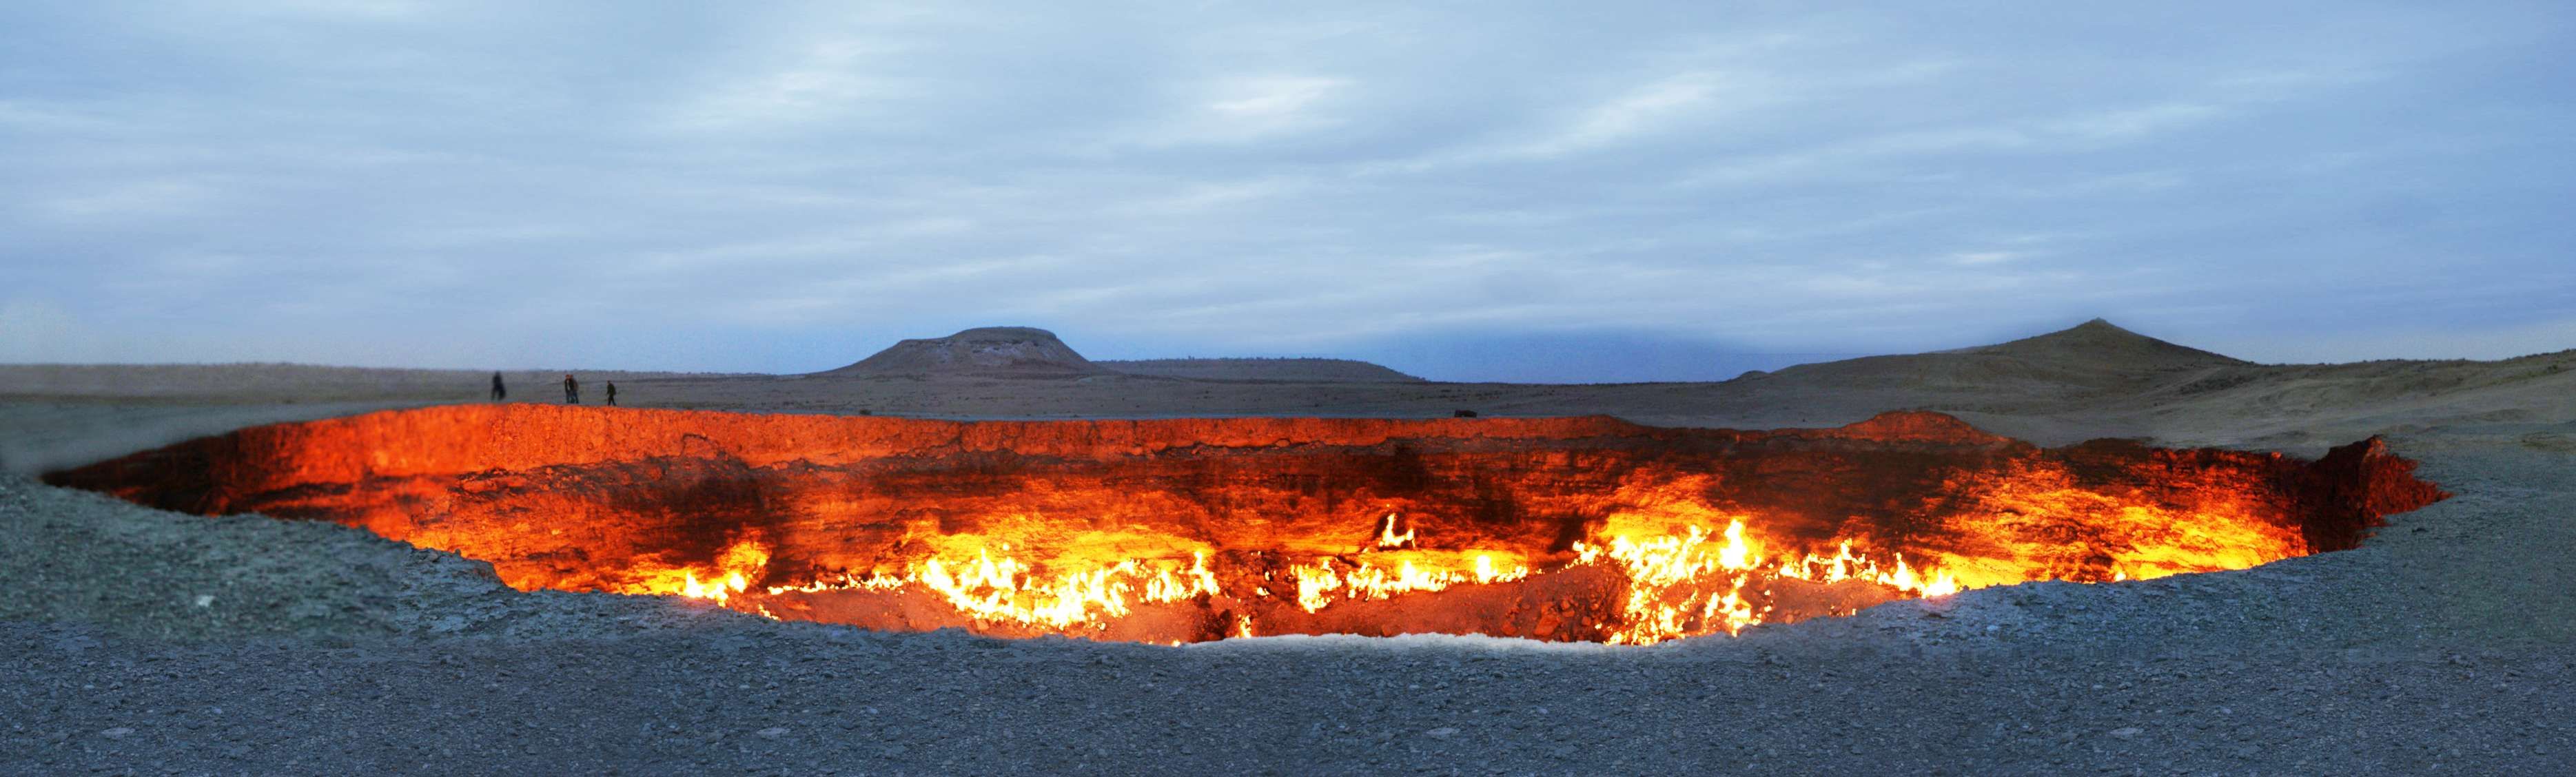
[4,430,2573,774]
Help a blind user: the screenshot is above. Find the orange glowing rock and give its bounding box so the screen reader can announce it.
[47,406,2446,644]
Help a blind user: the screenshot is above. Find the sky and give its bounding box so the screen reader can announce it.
[2,1,2570,382]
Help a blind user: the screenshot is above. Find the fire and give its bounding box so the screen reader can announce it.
[646,515,1967,643]
[753,549,1225,630]
[624,537,770,604]
[1917,462,2307,589]
[45,406,2450,646]
[1560,517,1959,643]
[1289,550,1533,613]
[1775,541,1959,597]
[1374,513,1416,548]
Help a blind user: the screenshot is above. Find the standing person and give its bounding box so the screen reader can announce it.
[563,373,579,404]
[604,381,617,406]
[490,371,507,401]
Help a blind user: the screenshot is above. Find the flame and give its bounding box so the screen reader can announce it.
[753,549,1226,630]
[1373,513,1416,549]
[613,504,2277,643]
[626,537,770,605]
[635,517,1966,643]
[1570,518,1970,643]
[477,484,2319,643]
[1289,522,1532,612]
[1773,541,1959,597]
[1289,554,1527,612]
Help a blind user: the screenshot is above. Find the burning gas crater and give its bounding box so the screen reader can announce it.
[48,406,2445,645]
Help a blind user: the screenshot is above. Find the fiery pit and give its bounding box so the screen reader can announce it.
[45,406,2446,645]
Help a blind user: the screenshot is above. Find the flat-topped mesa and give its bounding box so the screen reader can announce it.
[824,326,1111,377]
[46,406,2446,644]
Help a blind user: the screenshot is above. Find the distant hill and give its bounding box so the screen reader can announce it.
[1963,318,2248,369]
[1748,318,2245,395]
[822,327,1111,377]
[1099,358,1424,383]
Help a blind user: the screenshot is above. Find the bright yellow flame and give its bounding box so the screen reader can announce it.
[617,494,2262,644]
[1289,521,1531,612]
[628,538,770,604]
[1571,518,1966,643]
[1374,513,1415,548]
[1293,557,1500,612]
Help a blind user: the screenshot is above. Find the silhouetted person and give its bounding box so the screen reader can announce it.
[604,381,617,406]
[563,373,579,404]
[490,372,507,401]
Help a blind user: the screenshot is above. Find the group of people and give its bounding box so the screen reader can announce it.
[489,372,615,406]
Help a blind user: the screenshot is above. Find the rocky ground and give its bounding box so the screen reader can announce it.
[5,427,2573,774]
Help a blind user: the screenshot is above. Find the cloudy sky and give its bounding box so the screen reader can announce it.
[2,1,2569,381]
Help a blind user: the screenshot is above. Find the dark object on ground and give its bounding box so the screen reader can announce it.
[490,372,506,402]
[606,382,617,406]
[1453,409,1478,418]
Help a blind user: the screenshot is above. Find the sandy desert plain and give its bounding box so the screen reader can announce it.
[5,320,2575,774]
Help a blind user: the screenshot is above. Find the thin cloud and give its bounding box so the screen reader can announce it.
[664,37,921,132]
[1512,70,1726,157]
[31,179,223,222]
[1210,78,1332,116]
